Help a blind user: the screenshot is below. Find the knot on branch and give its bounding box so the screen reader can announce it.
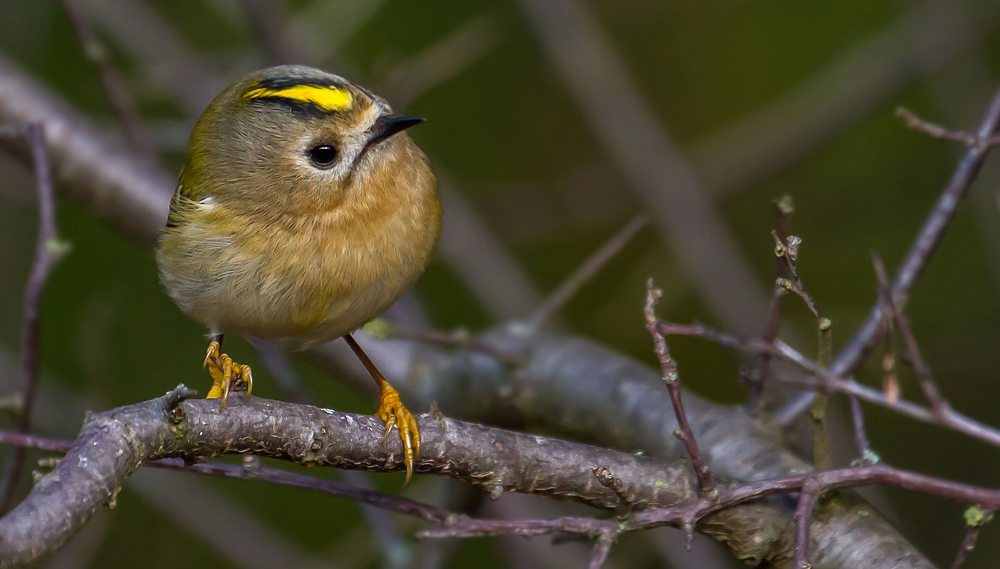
[163,384,197,410]
[593,466,638,513]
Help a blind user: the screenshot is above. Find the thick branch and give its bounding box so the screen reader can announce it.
[0,387,701,566]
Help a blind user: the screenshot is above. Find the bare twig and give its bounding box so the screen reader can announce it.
[811,316,834,471]
[895,306,946,415]
[792,478,822,569]
[896,107,1000,149]
[645,281,714,494]
[422,458,1000,569]
[848,396,875,464]
[872,255,948,417]
[159,459,455,525]
[780,82,1000,424]
[588,532,616,569]
[417,514,616,540]
[0,431,71,453]
[949,526,979,569]
[812,83,1000,402]
[873,254,900,407]
[0,123,65,513]
[950,506,994,569]
[770,230,835,470]
[748,196,795,413]
[772,232,817,318]
[526,214,648,330]
[60,0,155,157]
[656,320,1000,449]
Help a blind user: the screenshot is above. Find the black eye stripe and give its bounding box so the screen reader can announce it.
[308,145,337,168]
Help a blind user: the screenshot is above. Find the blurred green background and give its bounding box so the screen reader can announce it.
[2,0,1000,567]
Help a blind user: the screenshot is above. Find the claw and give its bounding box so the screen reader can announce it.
[241,365,253,396]
[203,340,251,410]
[204,341,221,369]
[376,384,420,485]
[379,415,396,445]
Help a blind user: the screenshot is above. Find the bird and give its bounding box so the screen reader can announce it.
[155,65,442,482]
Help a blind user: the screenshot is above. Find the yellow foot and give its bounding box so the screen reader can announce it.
[203,340,253,410]
[376,383,420,485]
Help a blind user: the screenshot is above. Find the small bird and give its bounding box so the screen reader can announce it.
[156,65,441,482]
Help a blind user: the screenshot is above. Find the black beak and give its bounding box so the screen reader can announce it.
[368,114,425,146]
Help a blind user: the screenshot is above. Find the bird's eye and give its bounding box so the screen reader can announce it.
[308,145,337,168]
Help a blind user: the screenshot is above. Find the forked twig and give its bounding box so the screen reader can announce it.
[644,281,714,495]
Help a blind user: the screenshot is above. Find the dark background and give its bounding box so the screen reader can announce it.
[1,0,1000,567]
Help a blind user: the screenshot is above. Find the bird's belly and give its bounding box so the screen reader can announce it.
[158,226,425,344]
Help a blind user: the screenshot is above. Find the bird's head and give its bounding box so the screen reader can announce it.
[181,65,435,221]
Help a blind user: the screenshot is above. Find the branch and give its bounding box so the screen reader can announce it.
[950,507,994,569]
[748,195,794,413]
[872,254,947,416]
[0,387,702,566]
[657,320,1000,449]
[644,281,714,495]
[834,85,1000,377]
[778,81,1000,424]
[420,459,1000,567]
[0,123,65,513]
[896,107,1000,149]
[792,478,822,569]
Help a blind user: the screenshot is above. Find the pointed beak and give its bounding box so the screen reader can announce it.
[368,114,425,146]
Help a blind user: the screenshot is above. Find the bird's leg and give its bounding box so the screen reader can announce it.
[343,333,420,484]
[203,334,253,410]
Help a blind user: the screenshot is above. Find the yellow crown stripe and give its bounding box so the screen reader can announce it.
[244,84,353,112]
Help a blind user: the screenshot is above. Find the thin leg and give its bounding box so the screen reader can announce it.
[204,333,253,409]
[343,333,420,484]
